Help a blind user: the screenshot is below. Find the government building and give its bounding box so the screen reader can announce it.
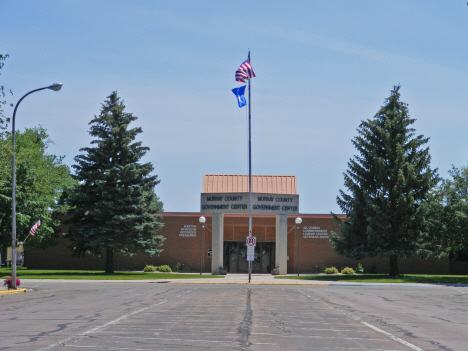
[26,175,455,275]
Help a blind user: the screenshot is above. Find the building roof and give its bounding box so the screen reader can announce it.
[202,175,297,195]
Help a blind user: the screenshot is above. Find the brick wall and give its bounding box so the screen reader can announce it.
[25,212,450,274]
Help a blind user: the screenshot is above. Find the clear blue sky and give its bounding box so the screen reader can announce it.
[2,1,468,214]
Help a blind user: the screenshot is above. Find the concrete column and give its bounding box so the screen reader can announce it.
[275,214,288,275]
[211,213,224,275]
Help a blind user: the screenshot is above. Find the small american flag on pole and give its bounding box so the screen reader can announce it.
[235,60,255,83]
[29,220,41,236]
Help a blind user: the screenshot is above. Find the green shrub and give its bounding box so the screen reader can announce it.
[171,262,190,272]
[180,265,191,273]
[356,263,364,273]
[324,266,338,274]
[143,265,156,272]
[157,265,172,273]
[312,265,323,273]
[341,267,355,275]
[171,262,182,272]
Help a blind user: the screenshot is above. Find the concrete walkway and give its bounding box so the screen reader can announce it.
[169,273,332,285]
[166,273,432,286]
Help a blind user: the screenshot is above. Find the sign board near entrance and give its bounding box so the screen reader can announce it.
[303,226,329,239]
[247,236,256,261]
[200,192,299,215]
[246,236,256,246]
[178,225,197,237]
[247,245,255,261]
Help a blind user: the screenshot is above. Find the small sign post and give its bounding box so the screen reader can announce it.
[246,236,256,262]
[246,236,256,246]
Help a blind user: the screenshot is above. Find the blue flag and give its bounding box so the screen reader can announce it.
[232,85,246,108]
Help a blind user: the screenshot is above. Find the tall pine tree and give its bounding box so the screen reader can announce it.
[65,92,164,273]
[330,86,438,276]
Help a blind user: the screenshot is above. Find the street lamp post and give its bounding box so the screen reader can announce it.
[199,216,206,275]
[295,217,302,277]
[11,83,63,289]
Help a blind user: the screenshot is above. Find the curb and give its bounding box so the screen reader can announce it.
[168,281,330,285]
[0,288,28,295]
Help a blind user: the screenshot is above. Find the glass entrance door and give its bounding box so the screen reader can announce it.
[224,242,275,273]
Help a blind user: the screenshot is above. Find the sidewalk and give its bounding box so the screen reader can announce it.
[168,273,331,285]
[164,274,433,286]
[153,273,460,287]
[0,274,330,294]
[1,274,456,293]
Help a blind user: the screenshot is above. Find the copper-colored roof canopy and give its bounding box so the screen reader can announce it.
[202,175,297,195]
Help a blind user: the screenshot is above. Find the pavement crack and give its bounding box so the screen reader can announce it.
[430,316,452,323]
[21,323,71,344]
[270,312,291,334]
[237,288,252,350]
[427,340,454,351]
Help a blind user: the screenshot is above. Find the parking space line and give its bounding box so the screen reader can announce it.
[35,288,196,351]
[453,287,468,295]
[302,292,423,351]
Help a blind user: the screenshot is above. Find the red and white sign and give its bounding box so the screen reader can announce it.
[246,236,256,246]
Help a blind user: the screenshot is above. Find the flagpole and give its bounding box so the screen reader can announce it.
[248,51,252,284]
[22,220,40,246]
[22,233,31,246]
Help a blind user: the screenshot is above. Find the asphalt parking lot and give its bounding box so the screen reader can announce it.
[1,278,467,351]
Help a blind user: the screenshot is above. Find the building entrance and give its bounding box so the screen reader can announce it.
[223,241,276,273]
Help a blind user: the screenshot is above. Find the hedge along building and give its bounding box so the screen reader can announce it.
[25,174,452,275]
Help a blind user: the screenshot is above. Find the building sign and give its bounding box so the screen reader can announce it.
[247,245,255,261]
[200,192,299,215]
[246,236,256,246]
[303,226,329,239]
[246,236,256,261]
[179,225,197,237]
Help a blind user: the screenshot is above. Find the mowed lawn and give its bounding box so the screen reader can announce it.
[1,268,468,284]
[277,274,468,284]
[0,268,223,280]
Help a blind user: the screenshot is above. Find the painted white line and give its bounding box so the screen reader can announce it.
[35,289,195,351]
[453,287,467,295]
[353,318,423,351]
[303,293,424,351]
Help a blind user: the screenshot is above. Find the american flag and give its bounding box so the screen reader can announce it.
[235,60,255,83]
[29,220,41,236]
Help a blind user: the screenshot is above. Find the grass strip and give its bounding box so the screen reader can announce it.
[0,268,223,280]
[276,274,468,284]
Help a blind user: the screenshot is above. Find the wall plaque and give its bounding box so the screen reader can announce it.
[201,192,299,215]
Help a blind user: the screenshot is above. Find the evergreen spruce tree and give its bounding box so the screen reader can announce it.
[65,92,164,273]
[330,86,438,276]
